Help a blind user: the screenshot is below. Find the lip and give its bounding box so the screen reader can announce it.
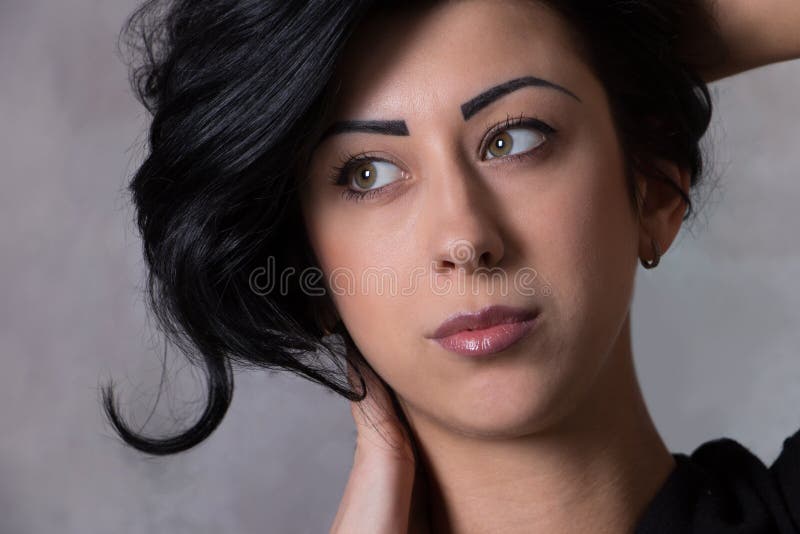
[427,304,541,358]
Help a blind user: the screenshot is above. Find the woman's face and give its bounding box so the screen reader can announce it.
[299,0,644,437]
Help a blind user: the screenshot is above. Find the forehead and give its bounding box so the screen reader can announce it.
[328,0,588,120]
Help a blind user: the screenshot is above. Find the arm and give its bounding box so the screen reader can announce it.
[329,360,425,534]
[697,0,800,83]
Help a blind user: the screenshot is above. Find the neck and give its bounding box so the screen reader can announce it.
[402,314,675,534]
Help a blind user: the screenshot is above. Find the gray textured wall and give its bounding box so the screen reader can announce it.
[1,1,799,533]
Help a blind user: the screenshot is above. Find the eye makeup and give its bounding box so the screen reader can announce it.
[326,113,558,203]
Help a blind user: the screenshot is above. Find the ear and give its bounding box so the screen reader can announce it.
[636,159,691,265]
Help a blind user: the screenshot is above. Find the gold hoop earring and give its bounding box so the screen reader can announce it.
[640,237,661,269]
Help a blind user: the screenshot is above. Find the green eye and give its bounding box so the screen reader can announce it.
[352,161,377,189]
[347,160,405,192]
[485,127,547,160]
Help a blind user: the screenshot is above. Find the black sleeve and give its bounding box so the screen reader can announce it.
[770,426,800,531]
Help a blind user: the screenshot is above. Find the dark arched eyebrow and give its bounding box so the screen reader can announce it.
[312,75,580,150]
[460,75,581,120]
[319,119,410,140]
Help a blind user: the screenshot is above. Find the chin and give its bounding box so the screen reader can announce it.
[434,365,577,438]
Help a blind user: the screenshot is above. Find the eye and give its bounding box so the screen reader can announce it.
[338,158,406,192]
[483,126,547,160]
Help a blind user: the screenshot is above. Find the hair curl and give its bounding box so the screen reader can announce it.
[101,0,725,456]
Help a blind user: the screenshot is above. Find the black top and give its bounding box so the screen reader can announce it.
[635,426,800,533]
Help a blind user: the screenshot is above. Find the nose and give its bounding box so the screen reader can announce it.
[425,157,505,275]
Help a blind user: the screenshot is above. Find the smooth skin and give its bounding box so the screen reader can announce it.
[313,1,800,533]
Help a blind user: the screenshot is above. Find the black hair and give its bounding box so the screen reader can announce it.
[101,0,725,456]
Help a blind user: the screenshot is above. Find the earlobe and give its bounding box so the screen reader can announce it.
[636,158,691,268]
[639,235,662,269]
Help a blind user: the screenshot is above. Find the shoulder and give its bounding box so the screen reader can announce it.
[770,426,800,527]
[636,426,800,534]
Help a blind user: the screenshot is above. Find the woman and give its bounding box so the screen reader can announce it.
[101,0,800,532]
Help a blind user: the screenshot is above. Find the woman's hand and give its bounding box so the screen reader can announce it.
[329,359,427,534]
[684,0,800,83]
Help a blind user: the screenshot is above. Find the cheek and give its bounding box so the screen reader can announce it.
[303,211,418,370]
[526,126,637,362]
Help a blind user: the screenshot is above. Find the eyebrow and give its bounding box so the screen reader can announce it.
[460,75,581,120]
[313,75,581,149]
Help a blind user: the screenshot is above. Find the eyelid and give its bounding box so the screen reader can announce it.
[328,151,407,187]
[478,113,556,160]
[329,151,409,200]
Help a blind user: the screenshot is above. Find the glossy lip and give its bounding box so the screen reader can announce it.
[427,304,539,340]
[426,304,541,358]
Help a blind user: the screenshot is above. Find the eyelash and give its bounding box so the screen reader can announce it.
[328,113,557,203]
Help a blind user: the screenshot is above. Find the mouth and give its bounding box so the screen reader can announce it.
[427,304,541,358]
